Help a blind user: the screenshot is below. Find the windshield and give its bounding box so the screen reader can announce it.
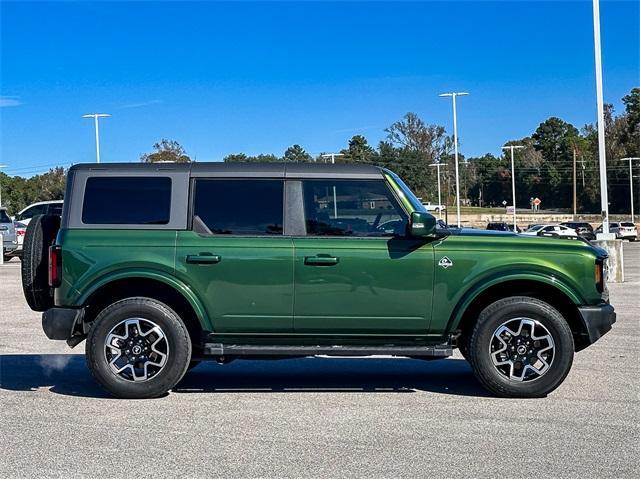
[384,172,426,213]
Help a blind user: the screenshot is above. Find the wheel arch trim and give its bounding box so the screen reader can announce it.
[76,268,212,331]
[447,272,584,333]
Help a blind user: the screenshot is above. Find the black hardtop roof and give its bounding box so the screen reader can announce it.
[69,162,386,179]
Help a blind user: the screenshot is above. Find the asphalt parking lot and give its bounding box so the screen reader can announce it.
[1,245,639,479]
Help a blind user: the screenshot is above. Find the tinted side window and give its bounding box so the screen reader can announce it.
[193,179,283,235]
[48,203,63,216]
[82,177,171,224]
[302,180,406,237]
[16,204,46,221]
[0,210,11,223]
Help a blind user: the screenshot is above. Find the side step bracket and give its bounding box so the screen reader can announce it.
[203,343,452,358]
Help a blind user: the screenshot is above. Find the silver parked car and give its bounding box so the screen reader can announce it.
[1,207,17,260]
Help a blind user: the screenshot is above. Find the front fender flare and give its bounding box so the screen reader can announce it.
[447,272,584,334]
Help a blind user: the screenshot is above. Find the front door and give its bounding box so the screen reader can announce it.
[175,178,293,334]
[293,179,435,335]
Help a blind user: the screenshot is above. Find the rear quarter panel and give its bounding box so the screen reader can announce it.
[55,229,178,306]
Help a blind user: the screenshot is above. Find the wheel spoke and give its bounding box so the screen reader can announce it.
[103,317,169,383]
[489,317,555,383]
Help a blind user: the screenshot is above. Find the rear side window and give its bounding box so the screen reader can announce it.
[48,203,63,216]
[193,179,283,235]
[0,210,10,223]
[15,204,46,221]
[82,177,172,224]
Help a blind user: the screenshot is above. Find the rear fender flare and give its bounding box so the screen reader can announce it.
[77,269,212,331]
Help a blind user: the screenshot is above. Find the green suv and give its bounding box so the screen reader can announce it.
[21,162,615,399]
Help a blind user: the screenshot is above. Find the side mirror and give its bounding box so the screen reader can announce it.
[410,211,436,237]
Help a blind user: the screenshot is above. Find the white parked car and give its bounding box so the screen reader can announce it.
[617,222,638,241]
[522,224,578,238]
[13,200,63,226]
[596,222,638,241]
[422,202,446,213]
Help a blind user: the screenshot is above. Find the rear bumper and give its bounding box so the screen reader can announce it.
[42,307,84,340]
[577,303,616,346]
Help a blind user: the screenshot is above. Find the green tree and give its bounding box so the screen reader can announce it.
[341,135,376,163]
[0,167,66,215]
[282,144,312,162]
[141,139,191,163]
[532,117,580,207]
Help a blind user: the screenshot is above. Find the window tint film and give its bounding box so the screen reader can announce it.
[193,179,283,235]
[82,177,171,224]
[48,203,63,216]
[303,180,407,237]
[16,204,46,221]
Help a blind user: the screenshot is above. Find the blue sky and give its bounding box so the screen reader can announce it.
[1,0,638,176]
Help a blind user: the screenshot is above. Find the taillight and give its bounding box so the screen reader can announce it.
[16,229,25,236]
[49,245,62,287]
[595,259,604,293]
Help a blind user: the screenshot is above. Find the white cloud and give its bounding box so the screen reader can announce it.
[119,99,162,109]
[0,96,21,107]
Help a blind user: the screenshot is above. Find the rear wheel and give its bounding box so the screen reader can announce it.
[467,296,574,398]
[86,297,192,399]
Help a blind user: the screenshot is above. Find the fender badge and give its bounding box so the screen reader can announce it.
[438,256,453,269]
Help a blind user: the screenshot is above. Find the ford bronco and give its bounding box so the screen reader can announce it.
[21,162,615,398]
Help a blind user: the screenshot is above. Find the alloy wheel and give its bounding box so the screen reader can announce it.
[489,317,555,382]
[104,318,169,382]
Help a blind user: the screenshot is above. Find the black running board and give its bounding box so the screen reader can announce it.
[203,343,452,358]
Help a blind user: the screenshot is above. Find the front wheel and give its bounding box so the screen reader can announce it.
[467,296,574,398]
[86,297,192,399]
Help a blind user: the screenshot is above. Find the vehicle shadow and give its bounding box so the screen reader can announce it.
[0,353,490,398]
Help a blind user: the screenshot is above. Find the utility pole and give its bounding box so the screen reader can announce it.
[618,158,640,223]
[502,145,525,230]
[439,92,469,227]
[82,113,111,163]
[428,160,446,219]
[573,147,577,218]
[0,164,6,265]
[321,153,344,219]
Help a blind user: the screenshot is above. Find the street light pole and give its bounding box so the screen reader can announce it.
[618,158,640,223]
[429,161,446,219]
[592,0,611,237]
[321,153,345,219]
[502,145,525,230]
[82,113,111,163]
[439,92,469,227]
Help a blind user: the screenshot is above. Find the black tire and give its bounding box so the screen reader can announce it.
[467,296,574,398]
[86,297,192,399]
[21,214,60,312]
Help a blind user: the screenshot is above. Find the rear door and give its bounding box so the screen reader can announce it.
[175,178,294,334]
[292,179,434,335]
